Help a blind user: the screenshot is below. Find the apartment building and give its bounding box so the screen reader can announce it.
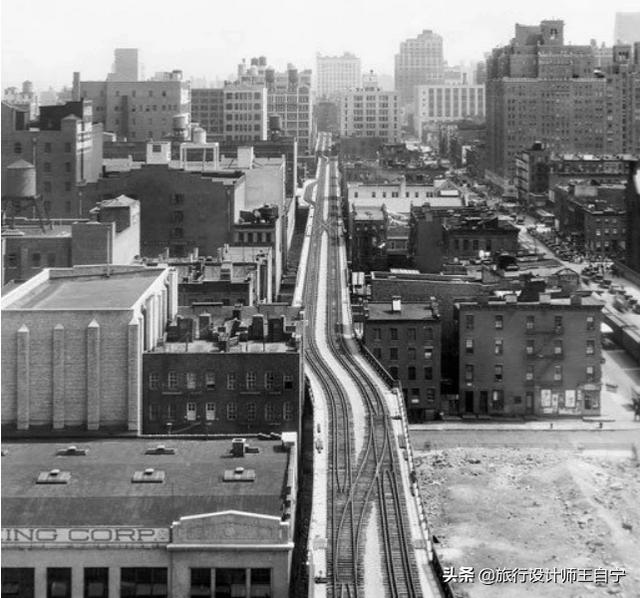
[316,52,361,99]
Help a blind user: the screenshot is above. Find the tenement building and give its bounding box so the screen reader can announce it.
[363,297,442,422]
[1,434,298,598]
[142,304,303,436]
[455,291,604,417]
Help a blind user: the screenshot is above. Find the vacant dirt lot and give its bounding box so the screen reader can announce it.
[415,445,640,597]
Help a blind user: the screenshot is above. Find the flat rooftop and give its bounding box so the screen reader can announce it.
[366,302,440,321]
[155,339,294,353]
[1,438,290,527]
[3,269,163,311]
[1,225,73,238]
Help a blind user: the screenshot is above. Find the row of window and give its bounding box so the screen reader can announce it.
[13,142,72,155]
[371,326,434,342]
[464,364,597,383]
[372,346,434,363]
[148,399,294,422]
[2,566,272,598]
[149,371,294,391]
[464,338,596,356]
[352,190,435,199]
[236,231,273,244]
[464,314,596,331]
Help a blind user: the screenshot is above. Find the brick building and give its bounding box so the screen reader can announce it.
[1,435,298,598]
[455,291,603,417]
[74,70,191,142]
[553,182,627,257]
[363,298,442,421]
[348,205,388,272]
[191,88,224,140]
[442,214,519,259]
[2,195,140,284]
[142,305,303,436]
[1,265,177,433]
[1,100,103,217]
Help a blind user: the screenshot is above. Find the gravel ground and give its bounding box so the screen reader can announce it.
[415,446,640,597]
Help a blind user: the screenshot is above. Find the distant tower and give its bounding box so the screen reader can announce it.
[109,48,140,81]
[395,30,444,105]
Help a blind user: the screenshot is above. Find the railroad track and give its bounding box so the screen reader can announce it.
[303,153,419,598]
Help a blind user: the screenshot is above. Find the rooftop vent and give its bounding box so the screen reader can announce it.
[145,444,177,455]
[57,445,88,456]
[231,437,246,457]
[37,469,71,484]
[391,296,402,312]
[132,469,165,483]
[223,468,256,482]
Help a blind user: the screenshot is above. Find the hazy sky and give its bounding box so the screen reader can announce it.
[2,0,639,90]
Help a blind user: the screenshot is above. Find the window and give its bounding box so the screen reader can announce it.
[215,570,246,598]
[465,338,474,354]
[148,373,159,390]
[424,348,433,360]
[526,339,535,355]
[465,314,474,330]
[31,252,41,268]
[226,402,237,420]
[47,568,71,598]
[389,347,398,361]
[172,193,185,205]
[408,347,416,361]
[494,365,503,382]
[283,402,293,421]
[465,364,474,382]
[186,372,197,390]
[283,374,293,390]
[554,340,563,355]
[120,568,167,598]
[586,340,595,355]
[554,315,563,332]
[172,210,184,223]
[491,390,504,410]
[495,315,503,329]
[166,404,175,420]
[190,569,210,598]
[390,328,398,341]
[554,365,563,381]
[265,403,276,422]
[494,339,503,355]
[64,181,71,191]
[7,253,17,268]
[246,402,256,421]
[389,366,399,379]
[226,373,236,390]
[408,328,416,341]
[186,402,196,421]
[167,371,178,390]
[44,142,52,153]
[526,366,534,381]
[424,366,433,380]
[205,403,216,421]
[264,371,275,390]
[2,567,34,598]
[586,365,595,383]
[64,162,71,173]
[14,142,22,154]
[245,371,257,390]
[424,327,434,343]
[408,366,416,380]
[586,315,595,331]
[205,372,216,389]
[526,315,535,330]
[44,162,52,173]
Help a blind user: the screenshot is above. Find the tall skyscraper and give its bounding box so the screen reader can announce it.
[109,48,140,81]
[394,30,444,106]
[614,12,640,44]
[316,52,361,99]
[485,20,615,185]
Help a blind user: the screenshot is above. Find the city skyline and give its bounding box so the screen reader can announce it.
[2,0,639,90]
